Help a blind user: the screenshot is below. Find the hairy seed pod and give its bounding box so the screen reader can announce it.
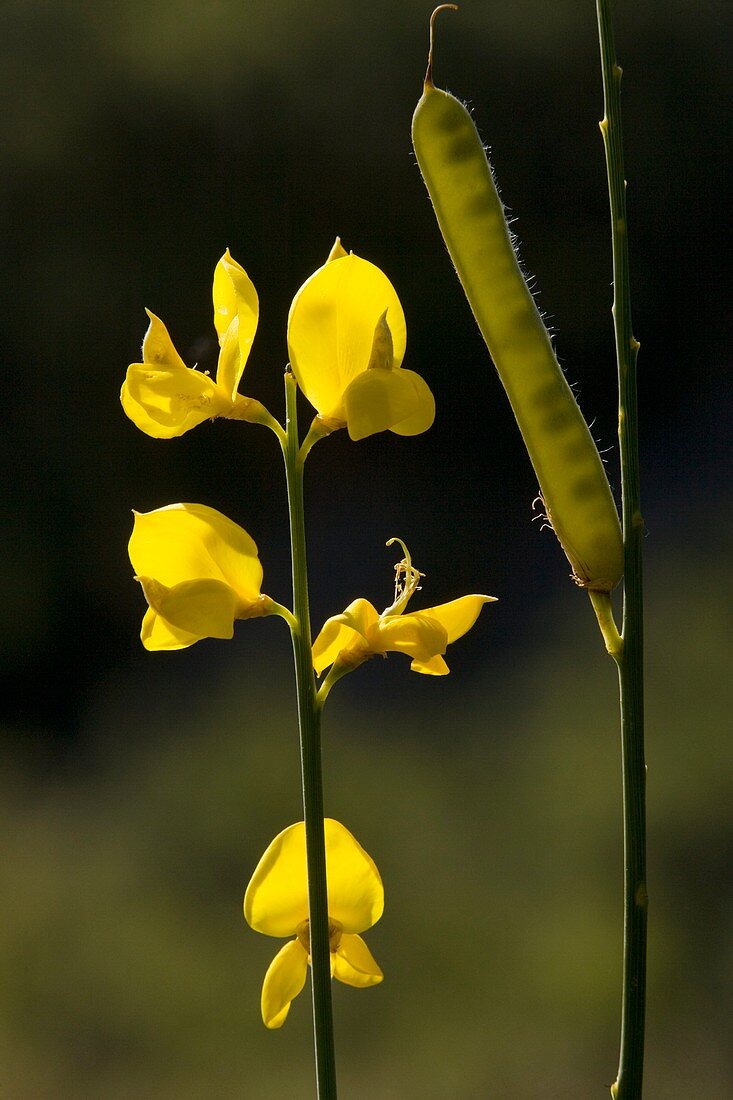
[412,6,623,591]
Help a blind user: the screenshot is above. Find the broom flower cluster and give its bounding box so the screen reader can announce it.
[122,241,493,1070]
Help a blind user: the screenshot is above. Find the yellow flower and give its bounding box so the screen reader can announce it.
[244,819,384,1029]
[287,239,435,441]
[313,539,495,677]
[129,502,278,651]
[121,250,260,438]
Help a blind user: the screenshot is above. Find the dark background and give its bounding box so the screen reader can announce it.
[2,1,731,1096]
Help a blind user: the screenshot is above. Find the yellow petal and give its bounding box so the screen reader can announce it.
[374,612,448,662]
[343,367,431,442]
[244,819,383,937]
[409,653,450,675]
[387,369,436,437]
[417,595,496,644]
[121,362,230,438]
[137,576,239,640]
[214,315,242,402]
[141,310,187,369]
[244,822,310,937]
[288,252,406,420]
[128,503,263,601]
[322,819,384,934]
[121,310,232,439]
[326,237,348,262]
[365,311,395,372]
[261,939,308,1029]
[332,933,383,988]
[312,599,379,675]
[140,606,200,651]
[212,250,259,369]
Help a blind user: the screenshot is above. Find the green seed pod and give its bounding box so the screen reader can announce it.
[412,6,623,592]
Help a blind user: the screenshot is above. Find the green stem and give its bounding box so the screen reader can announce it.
[282,370,337,1099]
[595,3,647,1097]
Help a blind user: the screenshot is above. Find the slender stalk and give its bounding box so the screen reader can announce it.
[282,369,337,1098]
[595,3,647,1097]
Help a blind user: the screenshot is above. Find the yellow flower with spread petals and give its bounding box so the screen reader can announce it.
[244,819,384,1029]
[313,539,495,678]
[121,251,260,438]
[129,502,279,651]
[287,239,435,441]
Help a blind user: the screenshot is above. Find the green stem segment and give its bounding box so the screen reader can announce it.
[282,370,337,1099]
[595,3,647,1097]
[610,615,646,1100]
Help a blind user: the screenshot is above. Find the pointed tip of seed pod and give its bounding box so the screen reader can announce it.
[425,4,459,89]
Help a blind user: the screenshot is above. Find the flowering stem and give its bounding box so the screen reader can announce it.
[595,3,647,1096]
[281,369,338,1099]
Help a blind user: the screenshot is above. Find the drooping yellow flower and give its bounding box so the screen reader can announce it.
[287,239,435,441]
[244,819,384,1029]
[313,539,495,677]
[121,250,260,438]
[129,502,279,650]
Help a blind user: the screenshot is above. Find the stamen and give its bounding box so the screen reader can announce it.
[382,537,425,616]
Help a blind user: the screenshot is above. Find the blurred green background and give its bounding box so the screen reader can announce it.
[1,0,731,1096]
